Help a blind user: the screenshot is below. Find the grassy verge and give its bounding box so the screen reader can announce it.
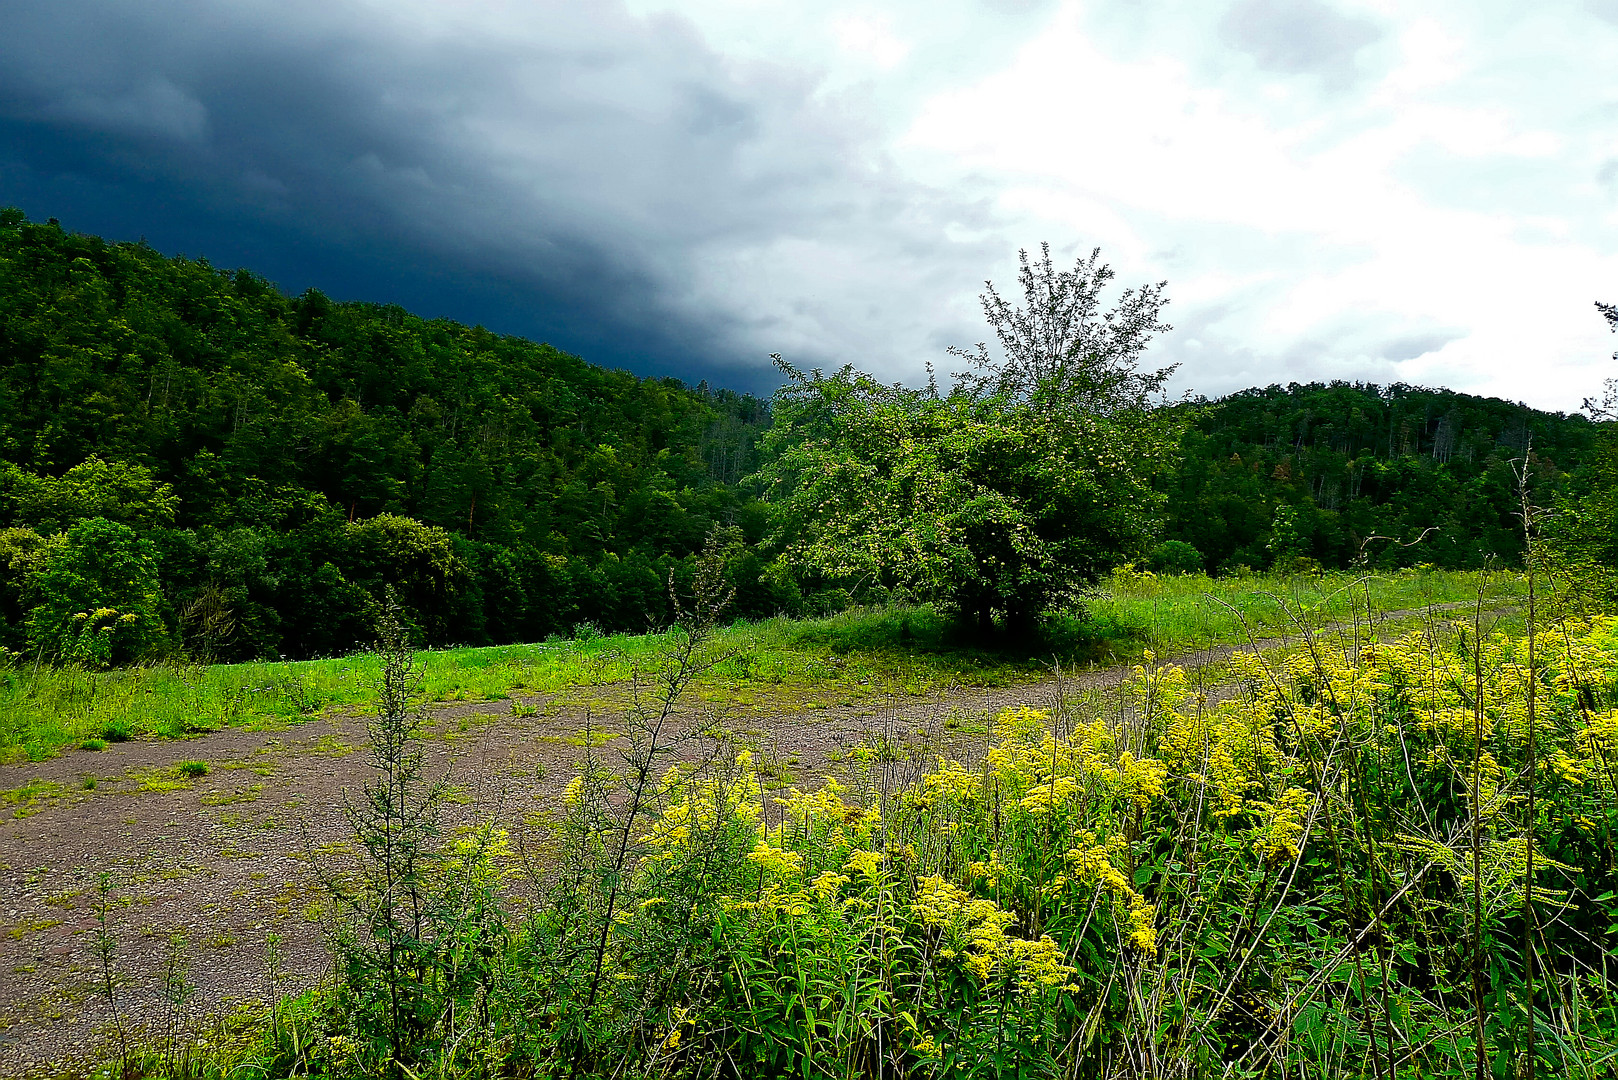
[98,601,1618,1080]
[0,606,1034,763]
[1071,565,1524,660]
[0,568,1519,763]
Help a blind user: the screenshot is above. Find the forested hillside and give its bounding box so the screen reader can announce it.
[1163,381,1598,573]
[0,209,1606,663]
[0,209,775,661]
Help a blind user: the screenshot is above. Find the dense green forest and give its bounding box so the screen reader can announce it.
[1165,382,1598,574]
[0,209,777,662]
[0,209,1604,662]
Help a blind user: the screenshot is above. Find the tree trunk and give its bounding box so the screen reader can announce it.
[1005,605,1038,644]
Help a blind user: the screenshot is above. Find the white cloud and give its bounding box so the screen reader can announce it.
[891,0,1618,409]
[832,14,910,70]
[4,0,1614,408]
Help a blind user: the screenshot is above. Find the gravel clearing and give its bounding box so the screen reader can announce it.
[0,606,1458,1078]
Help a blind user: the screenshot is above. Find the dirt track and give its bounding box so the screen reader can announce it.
[0,603,1471,1078]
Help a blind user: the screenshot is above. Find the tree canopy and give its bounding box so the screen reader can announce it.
[1163,381,1597,574]
[0,209,1605,663]
[0,208,777,661]
[752,245,1183,635]
[949,242,1175,414]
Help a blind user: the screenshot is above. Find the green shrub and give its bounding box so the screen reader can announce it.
[80,737,107,751]
[1147,538,1204,575]
[96,575,1618,1080]
[23,517,171,666]
[176,760,209,778]
[101,720,132,743]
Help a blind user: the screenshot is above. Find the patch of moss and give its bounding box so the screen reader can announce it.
[1,779,66,817]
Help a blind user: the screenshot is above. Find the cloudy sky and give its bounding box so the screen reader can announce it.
[2,1,1614,409]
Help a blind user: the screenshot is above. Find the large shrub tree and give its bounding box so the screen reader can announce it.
[24,516,168,665]
[752,244,1182,635]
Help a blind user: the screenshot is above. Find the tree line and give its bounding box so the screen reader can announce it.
[0,209,778,663]
[1164,380,1599,575]
[0,210,1608,662]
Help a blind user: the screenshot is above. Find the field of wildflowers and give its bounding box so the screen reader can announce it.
[147,588,1618,1079]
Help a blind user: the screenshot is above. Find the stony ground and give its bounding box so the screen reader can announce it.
[0,612,1441,1078]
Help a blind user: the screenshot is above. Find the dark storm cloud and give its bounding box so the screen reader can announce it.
[0,1,973,391]
[1219,0,1383,86]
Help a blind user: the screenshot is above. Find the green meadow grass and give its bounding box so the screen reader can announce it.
[0,568,1521,763]
[1076,565,1524,659]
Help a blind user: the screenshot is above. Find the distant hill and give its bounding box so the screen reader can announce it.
[1163,381,1598,573]
[0,209,1601,661]
[0,209,774,659]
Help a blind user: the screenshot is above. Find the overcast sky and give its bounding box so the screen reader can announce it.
[2,0,1614,409]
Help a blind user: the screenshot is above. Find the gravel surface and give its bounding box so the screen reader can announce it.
[0,608,1450,1078]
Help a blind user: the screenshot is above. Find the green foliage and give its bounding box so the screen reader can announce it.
[341,514,473,644]
[315,598,485,1076]
[155,596,1618,1080]
[753,365,1179,636]
[24,516,169,665]
[0,209,775,658]
[1548,412,1618,608]
[2,456,177,534]
[0,213,1599,664]
[1145,539,1203,575]
[1080,565,1524,660]
[946,241,1174,415]
[0,569,1509,763]
[753,245,1182,638]
[1164,381,1596,573]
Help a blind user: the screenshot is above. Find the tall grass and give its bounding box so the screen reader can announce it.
[0,609,1027,763]
[1078,566,1523,659]
[0,569,1513,764]
[138,583,1618,1080]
